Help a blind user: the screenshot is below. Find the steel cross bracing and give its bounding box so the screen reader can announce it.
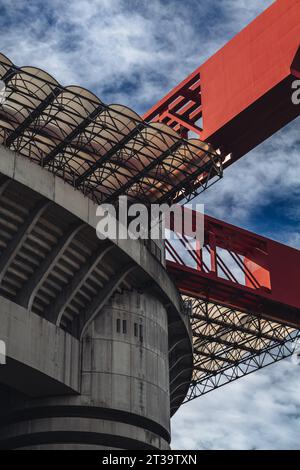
[143,0,300,198]
[182,297,300,403]
[0,0,299,406]
[143,71,203,139]
[145,0,300,402]
[0,53,223,207]
[166,208,300,403]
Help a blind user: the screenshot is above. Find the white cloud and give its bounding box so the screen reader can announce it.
[1,0,299,451]
[199,119,300,244]
[172,358,300,450]
[0,0,274,110]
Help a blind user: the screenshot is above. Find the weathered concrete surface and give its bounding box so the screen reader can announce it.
[0,145,193,449]
[0,145,188,335]
[0,291,171,449]
[0,417,169,450]
[0,296,80,396]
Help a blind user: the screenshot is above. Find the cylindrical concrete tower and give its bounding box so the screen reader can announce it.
[0,147,193,449]
[0,291,171,449]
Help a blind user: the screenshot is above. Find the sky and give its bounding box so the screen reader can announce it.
[0,0,299,450]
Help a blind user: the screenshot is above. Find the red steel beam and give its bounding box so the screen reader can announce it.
[166,211,300,329]
[144,0,300,166]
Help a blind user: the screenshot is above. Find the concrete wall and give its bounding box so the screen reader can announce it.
[0,145,190,336]
[0,291,171,449]
[0,145,193,449]
[0,296,80,396]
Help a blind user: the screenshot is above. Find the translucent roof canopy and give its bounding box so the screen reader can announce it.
[0,53,223,205]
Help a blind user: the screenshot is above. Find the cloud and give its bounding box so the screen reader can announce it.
[199,120,300,231]
[0,0,274,111]
[1,0,300,451]
[172,358,300,450]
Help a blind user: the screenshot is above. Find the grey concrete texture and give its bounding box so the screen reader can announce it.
[0,145,193,449]
[0,291,171,449]
[0,296,80,395]
[0,145,186,332]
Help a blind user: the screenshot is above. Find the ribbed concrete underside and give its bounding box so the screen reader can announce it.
[0,147,193,449]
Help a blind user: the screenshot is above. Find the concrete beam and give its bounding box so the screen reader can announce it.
[78,264,136,340]
[0,147,186,332]
[0,176,11,196]
[0,296,80,396]
[16,223,84,310]
[44,243,114,326]
[0,200,50,283]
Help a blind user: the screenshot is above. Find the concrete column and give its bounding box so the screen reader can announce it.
[0,290,171,450]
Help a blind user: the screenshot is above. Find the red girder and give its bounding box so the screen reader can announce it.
[144,0,300,166]
[166,210,300,329]
[144,71,202,138]
[143,0,300,400]
[144,0,300,327]
[144,1,300,328]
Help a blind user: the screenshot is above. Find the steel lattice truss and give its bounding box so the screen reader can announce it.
[1,51,299,407]
[0,53,223,205]
[184,297,300,402]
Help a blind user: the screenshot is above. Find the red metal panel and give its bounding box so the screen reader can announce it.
[166,210,300,329]
[244,258,270,290]
[144,0,300,164]
[266,239,300,310]
[201,0,299,137]
[200,0,300,160]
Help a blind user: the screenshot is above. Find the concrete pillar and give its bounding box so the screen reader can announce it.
[0,290,171,450]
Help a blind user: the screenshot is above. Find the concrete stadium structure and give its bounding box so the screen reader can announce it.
[0,147,193,449]
[0,0,299,451]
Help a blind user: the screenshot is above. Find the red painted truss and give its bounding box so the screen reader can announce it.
[166,209,300,329]
[144,0,300,175]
